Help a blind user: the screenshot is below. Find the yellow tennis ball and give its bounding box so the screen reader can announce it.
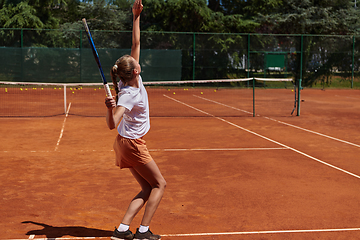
[214,90,217,92]
[173,92,176,95]
[200,92,203,94]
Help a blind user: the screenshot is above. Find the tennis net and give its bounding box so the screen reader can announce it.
[0,78,295,117]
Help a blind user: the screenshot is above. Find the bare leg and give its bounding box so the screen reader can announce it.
[121,160,166,226]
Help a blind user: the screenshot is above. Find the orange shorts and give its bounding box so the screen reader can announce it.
[113,134,153,169]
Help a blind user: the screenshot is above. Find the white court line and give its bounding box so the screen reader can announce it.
[149,147,287,152]
[1,148,286,153]
[7,227,360,239]
[335,94,360,100]
[164,94,360,180]
[162,227,360,237]
[263,116,360,148]
[54,102,71,152]
[195,95,360,148]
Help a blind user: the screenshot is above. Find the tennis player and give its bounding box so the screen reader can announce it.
[105,0,166,240]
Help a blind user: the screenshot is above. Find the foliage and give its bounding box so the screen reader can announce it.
[1,0,360,86]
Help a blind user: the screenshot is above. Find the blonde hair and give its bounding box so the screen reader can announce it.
[110,55,137,102]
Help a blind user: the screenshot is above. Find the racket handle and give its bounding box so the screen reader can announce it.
[104,84,112,98]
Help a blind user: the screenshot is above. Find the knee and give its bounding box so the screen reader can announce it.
[155,178,167,191]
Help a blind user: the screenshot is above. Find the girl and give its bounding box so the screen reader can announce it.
[105,1,166,239]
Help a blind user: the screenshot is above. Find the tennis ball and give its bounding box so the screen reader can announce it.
[5,88,7,92]
[291,89,294,92]
[201,92,203,94]
[72,91,75,94]
[173,92,176,95]
[20,88,23,91]
[214,90,217,92]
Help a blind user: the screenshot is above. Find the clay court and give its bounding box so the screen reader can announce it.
[1,87,360,240]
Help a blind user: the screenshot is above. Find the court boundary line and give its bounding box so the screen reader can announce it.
[164,94,360,180]
[54,102,71,151]
[0,147,287,154]
[149,147,288,151]
[6,227,360,240]
[194,95,360,148]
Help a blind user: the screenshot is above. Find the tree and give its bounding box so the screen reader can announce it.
[256,0,360,34]
[0,1,44,28]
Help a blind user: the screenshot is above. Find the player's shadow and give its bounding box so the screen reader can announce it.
[22,221,113,238]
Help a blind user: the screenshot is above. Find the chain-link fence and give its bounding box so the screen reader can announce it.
[1,28,359,88]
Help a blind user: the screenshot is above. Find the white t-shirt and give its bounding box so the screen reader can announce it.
[117,75,150,139]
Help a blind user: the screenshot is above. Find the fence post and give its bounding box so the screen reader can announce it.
[21,28,24,82]
[297,35,303,116]
[80,29,82,82]
[247,34,250,88]
[192,33,196,80]
[352,35,355,89]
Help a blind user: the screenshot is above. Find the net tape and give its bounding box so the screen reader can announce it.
[0,78,293,87]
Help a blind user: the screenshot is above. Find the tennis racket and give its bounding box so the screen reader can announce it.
[82,18,112,98]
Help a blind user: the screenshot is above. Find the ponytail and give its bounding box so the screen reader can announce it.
[110,64,120,103]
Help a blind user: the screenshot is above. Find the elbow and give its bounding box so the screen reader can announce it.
[132,42,140,50]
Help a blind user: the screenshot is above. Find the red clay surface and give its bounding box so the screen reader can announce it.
[1,88,360,240]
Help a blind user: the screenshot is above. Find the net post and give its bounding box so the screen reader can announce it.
[64,85,67,115]
[253,77,255,117]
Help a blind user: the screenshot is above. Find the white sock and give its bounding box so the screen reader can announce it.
[138,225,149,233]
[117,223,129,232]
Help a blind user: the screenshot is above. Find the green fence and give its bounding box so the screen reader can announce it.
[1,28,360,89]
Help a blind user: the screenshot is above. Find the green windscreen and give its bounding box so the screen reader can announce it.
[0,47,182,83]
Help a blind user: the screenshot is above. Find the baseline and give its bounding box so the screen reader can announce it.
[6,227,360,240]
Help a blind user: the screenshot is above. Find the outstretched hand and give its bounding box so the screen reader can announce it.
[132,0,143,17]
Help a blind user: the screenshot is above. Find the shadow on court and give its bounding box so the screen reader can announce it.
[22,221,113,238]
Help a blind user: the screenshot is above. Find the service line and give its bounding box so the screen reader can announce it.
[55,102,71,152]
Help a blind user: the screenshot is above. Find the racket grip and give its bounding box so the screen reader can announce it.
[104,84,112,98]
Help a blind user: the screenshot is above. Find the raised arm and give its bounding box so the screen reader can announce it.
[131,0,143,63]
